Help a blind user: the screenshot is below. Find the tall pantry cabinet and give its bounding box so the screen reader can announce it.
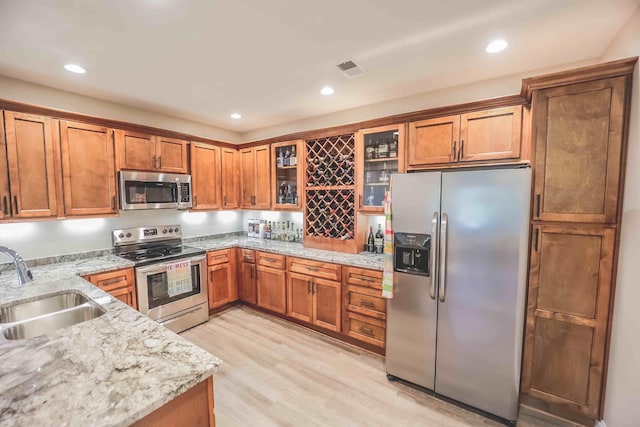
[519,58,637,423]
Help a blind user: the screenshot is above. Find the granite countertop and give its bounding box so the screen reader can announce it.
[0,261,221,426]
[187,236,385,271]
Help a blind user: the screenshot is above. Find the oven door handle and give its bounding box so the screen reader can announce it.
[135,255,206,274]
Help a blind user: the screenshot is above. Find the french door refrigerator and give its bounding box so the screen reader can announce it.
[386,167,530,422]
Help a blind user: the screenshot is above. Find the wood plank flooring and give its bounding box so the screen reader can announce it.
[181,306,581,427]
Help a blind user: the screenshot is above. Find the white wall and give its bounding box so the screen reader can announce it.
[599,6,640,427]
[0,75,241,143]
[0,210,243,260]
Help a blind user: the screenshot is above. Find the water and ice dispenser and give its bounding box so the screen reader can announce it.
[393,232,431,276]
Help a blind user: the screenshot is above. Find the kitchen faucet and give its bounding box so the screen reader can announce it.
[0,246,33,285]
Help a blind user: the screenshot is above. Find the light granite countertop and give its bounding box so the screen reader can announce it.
[0,262,221,426]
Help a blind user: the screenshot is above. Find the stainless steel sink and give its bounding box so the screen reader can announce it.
[0,291,106,340]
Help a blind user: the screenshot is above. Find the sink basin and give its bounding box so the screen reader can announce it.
[0,291,90,323]
[0,291,106,340]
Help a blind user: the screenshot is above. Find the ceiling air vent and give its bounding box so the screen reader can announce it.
[337,60,365,78]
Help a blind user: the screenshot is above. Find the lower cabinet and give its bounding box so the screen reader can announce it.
[83,268,137,309]
[343,266,386,349]
[256,264,286,314]
[238,249,257,304]
[207,249,237,311]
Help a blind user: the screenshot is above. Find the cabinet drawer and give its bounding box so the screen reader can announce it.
[289,257,341,281]
[241,249,256,263]
[207,249,231,266]
[347,312,385,348]
[345,267,382,290]
[348,289,386,320]
[256,251,286,270]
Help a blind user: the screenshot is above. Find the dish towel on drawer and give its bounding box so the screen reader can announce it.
[381,185,394,298]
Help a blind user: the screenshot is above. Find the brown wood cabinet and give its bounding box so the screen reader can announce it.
[240,145,270,209]
[115,129,188,173]
[220,147,239,209]
[271,140,303,210]
[256,252,286,314]
[84,268,137,309]
[1,111,59,219]
[407,106,522,169]
[60,121,118,216]
[191,143,221,210]
[207,249,236,311]
[342,266,386,348]
[239,262,257,304]
[0,114,8,220]
[287,272,313,323]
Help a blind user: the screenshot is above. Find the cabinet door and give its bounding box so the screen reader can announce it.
[287,272,313,323]
[521,225,615,419]
[221,147,239,209]
[155,136,188,173]
[408,115,459,167]
[115,129,155,171]
[208,263,233,309]
[459,106,522,162]
[0,113,9,219]
[239,262,257,304]
[254,145,271,209]
[60,121,118,216]
[240,148,255,208]
[84,268,136,309]
[4,111,58,218]
[190,143,220,210]
[532,77,627,224]
[256,265,286,314]
[312,277,341,332]
[271,140,303,210]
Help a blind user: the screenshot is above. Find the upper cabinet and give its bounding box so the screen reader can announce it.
[220,147,239,209]
[356,124,405,213]
[59,121,118,216]
[532,77,626,224]
[190,143,221,210]
[408,106,523,169]
[271,140,303,210]
[240,144,270,209]
[115,129,188,173]
[1,111,59,219]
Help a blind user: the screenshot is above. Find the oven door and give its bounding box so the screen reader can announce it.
[135,255,208,321]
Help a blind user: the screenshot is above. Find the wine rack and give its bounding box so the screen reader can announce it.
[304,133,365,253]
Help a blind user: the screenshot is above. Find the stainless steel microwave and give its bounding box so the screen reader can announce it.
[119,171,192,210]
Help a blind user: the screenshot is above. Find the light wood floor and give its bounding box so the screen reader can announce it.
[181,306,580,427]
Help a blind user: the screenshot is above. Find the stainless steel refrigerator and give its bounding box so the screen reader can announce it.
[386,167,530,422]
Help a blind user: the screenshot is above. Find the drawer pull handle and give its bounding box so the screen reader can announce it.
[306,266,318,272]
[264,258,278,263]
[359,326,375,336]
[212,255,227,260]
[358,276,376,283]
[244,255,253,260]
[359,300,375,308]
[99,277,126,286]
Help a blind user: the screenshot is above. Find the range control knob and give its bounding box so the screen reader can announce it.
[174,227,179,233]
[118,233,125,238]
[163,229,168,234]
[126,233,132,238]
[168,228,173,233]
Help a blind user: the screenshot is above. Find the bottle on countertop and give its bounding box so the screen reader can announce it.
[374,224,384,254]
[367,226,375,252]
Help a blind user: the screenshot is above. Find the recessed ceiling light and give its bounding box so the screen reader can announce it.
[320,86,335,96]
[64,64,86,74]
[485,39,508,53]
[230,113,242,119]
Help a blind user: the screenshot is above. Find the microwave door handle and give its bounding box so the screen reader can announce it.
[430,212,438,300]
[439,213,448,303]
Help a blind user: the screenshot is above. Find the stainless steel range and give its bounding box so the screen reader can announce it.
[113,225,208,333]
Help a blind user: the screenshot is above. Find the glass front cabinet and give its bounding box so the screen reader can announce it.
[271,140,304,210]
[356,124,405,213]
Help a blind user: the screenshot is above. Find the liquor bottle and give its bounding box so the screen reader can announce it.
[277,149,284,168]
[284,149,290,166]
[365,142,375,160]
[379,163,389,184]
[367,226,375,252]
[378,138,389,158]
[366,187,375,206]
[375,224,384,254]
[290,145,297,166]
[265,221,271,239]
[389,134,398,158]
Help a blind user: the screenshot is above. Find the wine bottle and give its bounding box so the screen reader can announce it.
[290,145,297,166]
[375,224,384,254]
[367,226,375,253]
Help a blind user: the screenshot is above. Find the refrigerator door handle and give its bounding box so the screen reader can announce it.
[429,211,438,300]
[439,213,448,303]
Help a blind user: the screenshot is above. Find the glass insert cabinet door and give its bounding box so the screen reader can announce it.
[356,124,406,212]
[271,140,303,210]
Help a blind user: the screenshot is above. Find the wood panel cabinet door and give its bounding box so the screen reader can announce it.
[60,121,118,216]
[115,129,155,171]
[521,225,615,419]
[0,113,9,220]
[287,272,313,323]
[408,115,459,167]
[532,77,627,224]
[256,265,286,314]
[254,145,271,209]
[221,147,239,209]
[240,148,255,208]
[459,106,522,162]
[190,143,220,210]
[84,268,136,309]
[312,277,341,332]
[155,136,188,173]
[3,111,59,218]
[208,263,233,309]
[239,262,257,304]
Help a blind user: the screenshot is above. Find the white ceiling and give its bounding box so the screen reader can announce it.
[0,0,638,134]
